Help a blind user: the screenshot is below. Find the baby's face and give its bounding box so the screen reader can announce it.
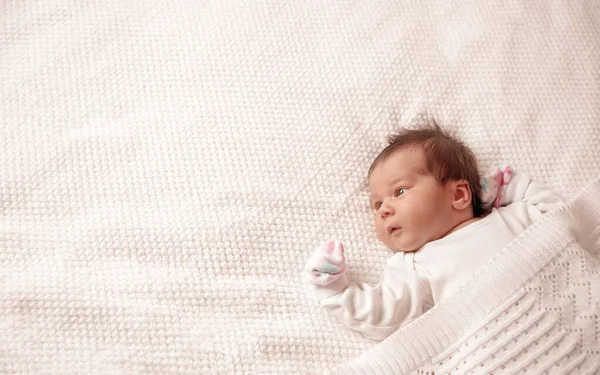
[368,148,455,252]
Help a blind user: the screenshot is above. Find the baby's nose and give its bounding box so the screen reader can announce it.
[380,200,394,218]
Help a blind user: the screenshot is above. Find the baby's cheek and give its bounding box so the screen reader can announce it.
[374,224,388,243]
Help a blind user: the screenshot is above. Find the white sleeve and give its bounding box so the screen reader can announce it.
[318,254,426,341]
[501,172,565,213]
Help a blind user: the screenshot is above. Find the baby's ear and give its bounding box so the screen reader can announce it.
[450,179,472,211]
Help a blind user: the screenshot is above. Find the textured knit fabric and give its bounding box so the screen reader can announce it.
[329,176,600,374]
[1,1,600,374]
[305,172,565,341]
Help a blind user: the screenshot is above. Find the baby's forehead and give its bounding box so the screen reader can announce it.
[369,147,428,183]
[369,166,414,190]
[371,158,425,180]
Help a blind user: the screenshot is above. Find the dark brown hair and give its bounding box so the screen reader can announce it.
[368,119,484,217]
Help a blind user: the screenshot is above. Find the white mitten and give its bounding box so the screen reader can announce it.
[304,240,347,286]
[481,163,513,210]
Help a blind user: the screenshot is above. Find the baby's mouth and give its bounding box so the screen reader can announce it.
[388,226,402,235]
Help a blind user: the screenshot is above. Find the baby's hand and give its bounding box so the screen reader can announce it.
[304,240,347,286]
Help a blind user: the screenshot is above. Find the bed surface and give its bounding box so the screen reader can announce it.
[1,1,599,373]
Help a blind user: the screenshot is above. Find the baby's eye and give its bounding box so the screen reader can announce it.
[374,201,382,210]
[395,188,406,197]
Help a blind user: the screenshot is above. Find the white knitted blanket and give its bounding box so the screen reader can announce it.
[1,1,599,374]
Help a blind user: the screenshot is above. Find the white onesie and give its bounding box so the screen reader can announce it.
[305,171,565,341]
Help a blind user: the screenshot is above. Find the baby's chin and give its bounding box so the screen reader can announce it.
[385,238,421,253]
[378,231,423,252]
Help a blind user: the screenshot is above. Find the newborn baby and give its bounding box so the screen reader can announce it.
[304,121,564,341]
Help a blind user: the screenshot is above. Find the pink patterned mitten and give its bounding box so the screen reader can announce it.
[305,240,347,286]
[481,163,513,210]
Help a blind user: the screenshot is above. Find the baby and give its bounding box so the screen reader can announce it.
[304,121,564,341]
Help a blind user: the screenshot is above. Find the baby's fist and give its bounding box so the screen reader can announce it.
[305,240,347,286]
[481,163,513,210]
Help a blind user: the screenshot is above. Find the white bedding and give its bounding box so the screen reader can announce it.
[1,1,599,374]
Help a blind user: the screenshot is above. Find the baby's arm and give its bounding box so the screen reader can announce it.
[305,241,425,341]
[501,172,565,213]
[481,164,565,213]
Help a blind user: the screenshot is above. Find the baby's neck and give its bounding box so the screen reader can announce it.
[443,216,482,237]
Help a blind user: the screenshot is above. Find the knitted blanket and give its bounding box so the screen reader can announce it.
[1,1,599,374]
